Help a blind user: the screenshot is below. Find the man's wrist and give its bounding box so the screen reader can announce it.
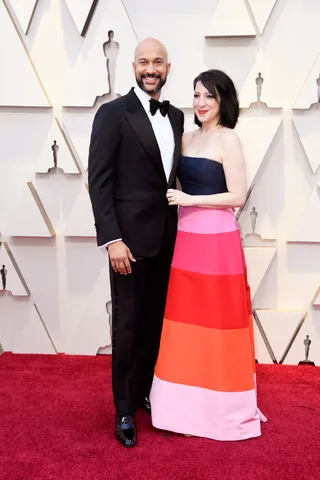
[107,240,122,249]
[100,238,122,249]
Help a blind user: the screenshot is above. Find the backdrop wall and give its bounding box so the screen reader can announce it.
[0,0,319,365]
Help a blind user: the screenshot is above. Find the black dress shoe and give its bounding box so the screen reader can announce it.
[116,415,137,448]
[143,397,151,415]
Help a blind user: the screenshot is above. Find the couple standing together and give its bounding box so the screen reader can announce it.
[88,38,266,448]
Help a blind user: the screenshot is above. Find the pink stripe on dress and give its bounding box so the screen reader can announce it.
[171,229,244,276]
[178,206,239,235]
[150,375,265,441]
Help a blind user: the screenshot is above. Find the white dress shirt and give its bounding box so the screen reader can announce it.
[101,85,175,249]
[134,86,175,181]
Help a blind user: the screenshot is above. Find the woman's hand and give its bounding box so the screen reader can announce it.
[166,189,193,207]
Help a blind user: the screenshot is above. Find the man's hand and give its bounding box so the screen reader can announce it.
[108,241,136,275]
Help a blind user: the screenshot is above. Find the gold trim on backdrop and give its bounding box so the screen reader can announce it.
[4,0,39,34]
[253,309,277,363]
[236,183,255,220]
[25,0,39,35]
[33,303,58,353]
[55,117,82,174]
[254,309,308,364]
[312,285,320,305]
[292,51,320,110]
[120,0,138,40]
[27,181,56,236]
[3,241,31,295]
[280,312,308,363]
[81,0,99,37]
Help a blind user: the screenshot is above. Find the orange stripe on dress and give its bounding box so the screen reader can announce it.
[155,319,255,393]
[165,268,249,330]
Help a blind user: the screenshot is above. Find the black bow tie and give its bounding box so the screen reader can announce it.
[149,98,170,117]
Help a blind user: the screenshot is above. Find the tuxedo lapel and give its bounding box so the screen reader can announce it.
[125,89,167,183]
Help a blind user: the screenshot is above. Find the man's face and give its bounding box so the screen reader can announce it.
[133,43,170,97]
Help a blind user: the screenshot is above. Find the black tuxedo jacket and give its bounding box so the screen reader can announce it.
[88,88,184,257]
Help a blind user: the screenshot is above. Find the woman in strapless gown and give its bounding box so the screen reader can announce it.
[149,69,267,441]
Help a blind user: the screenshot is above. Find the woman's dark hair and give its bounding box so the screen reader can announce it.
[193,69,239,129]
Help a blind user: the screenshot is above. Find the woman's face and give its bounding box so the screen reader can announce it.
[193,81,220,125]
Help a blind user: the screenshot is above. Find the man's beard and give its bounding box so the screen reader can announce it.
[136,73,167,95]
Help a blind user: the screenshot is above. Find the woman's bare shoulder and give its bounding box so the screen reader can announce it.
[182,129,199,145]
[183,129,198,139]
[219,128,241,147]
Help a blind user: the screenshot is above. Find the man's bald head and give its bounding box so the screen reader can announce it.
[134,38,168,63]
[133,38,170,99]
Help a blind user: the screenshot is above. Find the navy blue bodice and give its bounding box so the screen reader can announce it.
[178,156,228,195]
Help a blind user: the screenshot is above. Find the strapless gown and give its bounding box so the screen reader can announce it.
[149,156,267,441]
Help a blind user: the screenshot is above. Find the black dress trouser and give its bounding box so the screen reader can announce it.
[109,229,173,416]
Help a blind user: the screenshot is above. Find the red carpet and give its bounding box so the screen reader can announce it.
[1,354,319,480]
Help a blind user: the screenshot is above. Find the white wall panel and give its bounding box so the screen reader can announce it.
[64,0,97,36]
[0,299,56,354]
[288,185,320,243]
[294,53,320,109]
[312,287,320,306]
[0,2,49,106]
[247,0,277,34]
[0,0,319,362]
[283,312,320,366]
[8,0,39,34]
[5,182,55,237]
[205,0,256,38]
[64,185,96,237]
[63,0,137,106]
[35,118,81,174]
[244,247,277,298]
[236,116,282,187]
[62,113,95,171]
[255,309,306,363]
[0,242,30,296]
[293,115,320,174]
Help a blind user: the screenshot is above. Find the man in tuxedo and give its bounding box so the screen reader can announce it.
[88,38,184,448]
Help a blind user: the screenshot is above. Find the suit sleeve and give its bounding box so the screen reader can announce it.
[180,109,184,134]
[88,103,122,247]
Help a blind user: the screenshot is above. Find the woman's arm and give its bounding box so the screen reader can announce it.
[167,131,247,209]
